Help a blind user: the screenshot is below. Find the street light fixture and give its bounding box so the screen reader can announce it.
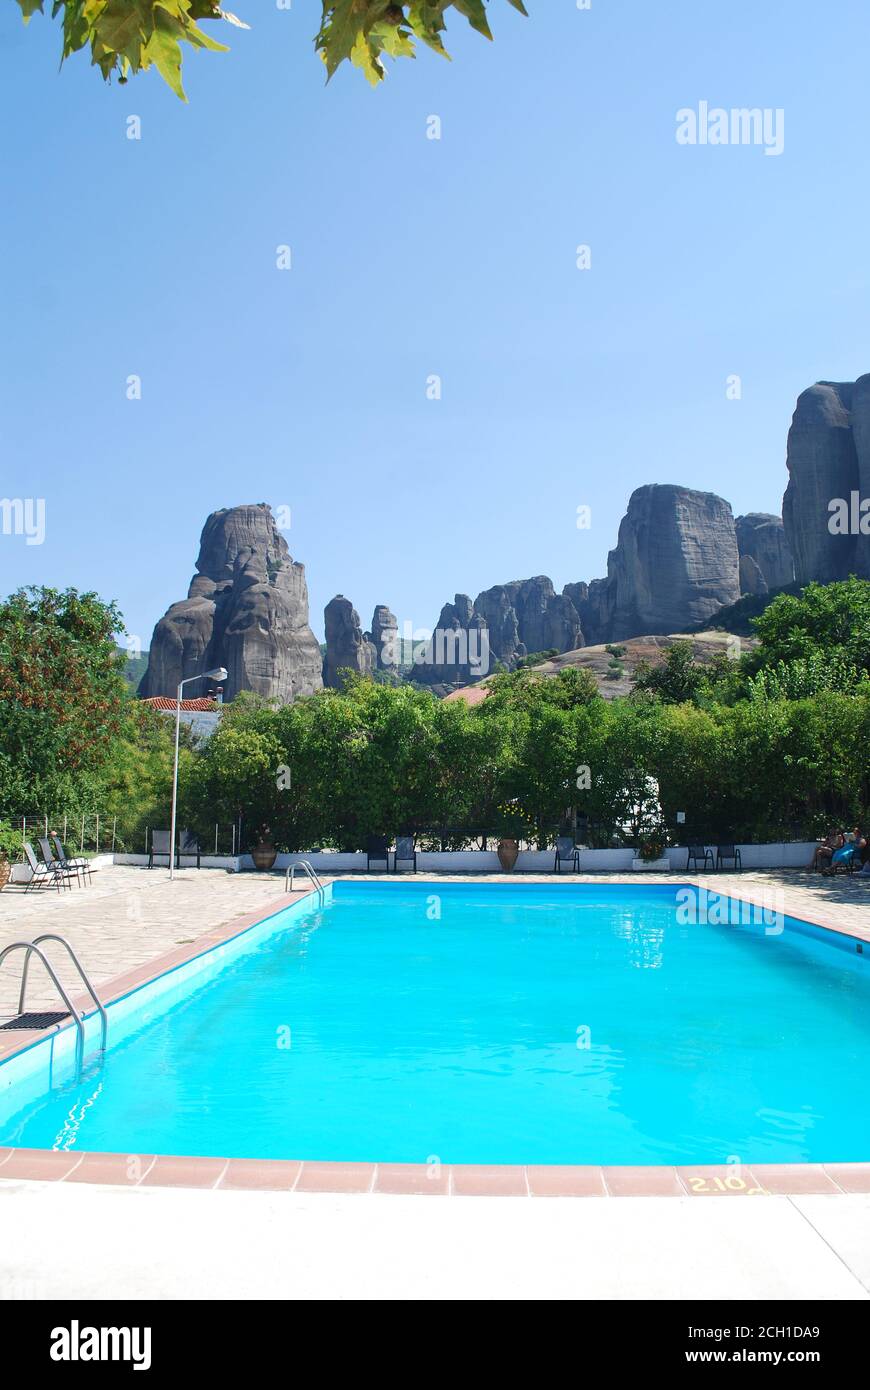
[169,666,228,880]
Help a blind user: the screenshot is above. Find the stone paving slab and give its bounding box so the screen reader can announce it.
[0,866,302,1018]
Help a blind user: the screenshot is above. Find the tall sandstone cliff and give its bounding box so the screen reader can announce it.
[322,596,377,687]
[570,485,742,644]
[138,505,323,703]
[417,578,582,685]
[782,377,870,583]
[734,513,794,595]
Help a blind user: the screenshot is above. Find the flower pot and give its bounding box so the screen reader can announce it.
[251,842,278,871]
[497,838,519,872]
[631,856,670,872]
[0,856,10,892]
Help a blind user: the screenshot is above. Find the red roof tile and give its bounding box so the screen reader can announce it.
[140,697,219,712]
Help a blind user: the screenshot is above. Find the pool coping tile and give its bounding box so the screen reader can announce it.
[603,1166,685,1197]
[452,1165,529,1197]
[821,1164,870,1194]
[374,1163,451,1195]
[526,1165,608,1197]
[219,1159,302,1192]
[295,1162,377,1194]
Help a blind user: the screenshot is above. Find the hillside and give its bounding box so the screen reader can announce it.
[444,630,758,704]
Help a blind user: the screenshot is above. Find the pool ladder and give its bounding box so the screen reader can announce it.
[284,859,326,903]
[0,934,108,1077]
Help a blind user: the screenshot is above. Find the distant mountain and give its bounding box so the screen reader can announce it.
[118,645,149,690]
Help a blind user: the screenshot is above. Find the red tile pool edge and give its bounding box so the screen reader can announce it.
[1,878,868,1196]
[0,1151,868,1196]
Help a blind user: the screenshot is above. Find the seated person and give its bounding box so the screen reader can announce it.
[810,829,844,871]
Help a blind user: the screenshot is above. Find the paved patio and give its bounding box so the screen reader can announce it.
[0,1181,868,1300]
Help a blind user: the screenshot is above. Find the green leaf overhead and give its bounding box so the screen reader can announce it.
[16,1,528,98]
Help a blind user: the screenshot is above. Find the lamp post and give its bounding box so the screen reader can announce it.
[169,666,227,880]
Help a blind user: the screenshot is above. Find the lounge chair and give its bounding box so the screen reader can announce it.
[394,835,417,873]
[554,836,580,873]
[366,835,389,872]
[148,829,173,869]
[50,833,93,886]
[686,844,714,872]
[716,844,742,871]
[23,841,75,893]
[178,829,201,869]
[38,835,85,890]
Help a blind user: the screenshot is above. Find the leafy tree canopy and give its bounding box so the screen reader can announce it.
[0,586,128,815]
[17,0,528,101]
[749,578,870,675]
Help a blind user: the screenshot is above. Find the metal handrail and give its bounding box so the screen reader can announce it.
[0,941,87,1072]
[18,935,108,1053]
[284,859,325,901]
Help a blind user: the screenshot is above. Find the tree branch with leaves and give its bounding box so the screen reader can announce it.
[16,1,528,101]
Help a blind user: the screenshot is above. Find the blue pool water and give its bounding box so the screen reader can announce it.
[1,882,869,1165]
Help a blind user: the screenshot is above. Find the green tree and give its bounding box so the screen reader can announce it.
[17,0,528,101]
[0,587,128,818]
[749,578,870,673]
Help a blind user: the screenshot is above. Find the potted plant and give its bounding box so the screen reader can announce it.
[250,824,278,871]
[0,821,24,891]
[632,826,670,872]
[495,800,534,872]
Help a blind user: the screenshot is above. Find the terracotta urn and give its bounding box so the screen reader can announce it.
[0,856,10,892]
[251,834,277,871]
[497,837,519,872]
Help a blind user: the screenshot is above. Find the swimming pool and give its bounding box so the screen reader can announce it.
[1,881,869,1167]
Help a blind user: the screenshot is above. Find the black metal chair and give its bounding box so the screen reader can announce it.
[686,844,714,872]
[23,841,75,893]
[554,835,580,873]
[47,833,92,886]
[178,829,201,869]
[148,829,173,869]
[716,844,742,871]
[393,835,417,873]
[366,835,389,871]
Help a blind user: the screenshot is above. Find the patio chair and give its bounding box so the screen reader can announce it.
[148,829,173,869]
[23,841,75,893]
[178,829,202,869]
[554,836,580,873]
[394,835,417,873]
[366,835,389,872]
[716,844,742,871]
[50,833,93,886]
[686,844,714,872]
[38,836,84,890]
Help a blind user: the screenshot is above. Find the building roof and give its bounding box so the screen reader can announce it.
[140,697,220,713]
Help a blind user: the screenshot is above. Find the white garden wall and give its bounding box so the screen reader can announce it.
[109,843,818,875]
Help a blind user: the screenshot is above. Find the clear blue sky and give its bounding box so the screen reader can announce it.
[2,1,869,647]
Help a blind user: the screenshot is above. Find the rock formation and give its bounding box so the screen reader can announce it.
[567,485,741,644]
[322,596,377,688]
[782,377,870,583]
[735,513,794,595]
[417,579,582,686]
[370,605,399,675]
[138,504,323,703]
